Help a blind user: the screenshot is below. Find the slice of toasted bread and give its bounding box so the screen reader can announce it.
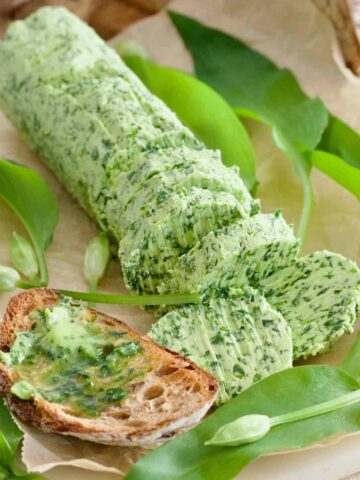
[0,288,218,447]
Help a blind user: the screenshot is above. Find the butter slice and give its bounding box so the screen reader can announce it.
[149,288,292,404]
[259,251,360,359]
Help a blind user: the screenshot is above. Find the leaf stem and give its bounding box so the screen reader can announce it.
[274,130,313,248]
[17,280,42,289]
[58,290,201,306]
[16,282,201,306]
[28,234,48,286]
[88,279,97,294]
[293,157,313,244]
[36,249,49,286]
[270,389,360,427]
[88,278,98,309]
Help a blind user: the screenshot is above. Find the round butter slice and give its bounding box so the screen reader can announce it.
[149,288,293,404]
[259,251,360,359]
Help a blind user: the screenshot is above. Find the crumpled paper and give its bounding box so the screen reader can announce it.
[0,0,359,479]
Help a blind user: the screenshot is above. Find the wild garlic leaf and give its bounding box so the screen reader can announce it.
[169,11,360,201]
[167,11,322,242]
[125,365,360,480]
[313,116,360,198]
[0,399,23,464]
[318,116,360,169]
[341,332,360,382]
[311,150,360,199]
[169,11,328,152]
[0,432,14,466]
[121,54,256,191]
[0,159,59,285]
[7,461,47,479]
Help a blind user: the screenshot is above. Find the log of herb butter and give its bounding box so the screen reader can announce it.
[0,10,195,221]
[109,146,254,243]
[0,8,253,235]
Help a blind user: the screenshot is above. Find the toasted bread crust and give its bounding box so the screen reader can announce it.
[0,289,218,446]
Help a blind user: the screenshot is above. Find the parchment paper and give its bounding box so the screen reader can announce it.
[0,0,359,478]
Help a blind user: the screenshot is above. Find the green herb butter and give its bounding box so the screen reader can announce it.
[6,296,148,417]
[259,251,360,359]
[160,213,299,294]
[120,188,247,293]
[149,288,292,404]
[116,149,253,241]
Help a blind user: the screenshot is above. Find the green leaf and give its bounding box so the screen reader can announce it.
[318,115,360,169]
[341,333,360,381]
[8,461,47,479]
[0,159,59,285]
[120,54,256,191]
[169,11,328,152]
[0,399,23,464]
[0,432,14,466]
[167,11,328,241]
[0,464,8,479]
[125,365,360,480]
[169,11,360,201]
[311,150,360,199]
[313,116,360,198]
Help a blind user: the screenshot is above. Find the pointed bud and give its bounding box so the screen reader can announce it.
[83,233,111,292]
[0,265,20,292]
[115,40,149,60]
[10,232,38,280]
[205,414,271,447]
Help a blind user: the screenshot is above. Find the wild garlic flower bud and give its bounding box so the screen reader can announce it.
[205,414,270,447]
[115,40,149,60]
[83,233,111,291]
[0,265,20,292]
[10,232,38,280]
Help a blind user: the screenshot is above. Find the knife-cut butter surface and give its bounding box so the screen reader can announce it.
[161,212,299,294]
[120,188,247,293]
[259,251,360,359]
[149,288,293,404]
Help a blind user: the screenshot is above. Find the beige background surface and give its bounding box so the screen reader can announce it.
[0,0,359,478]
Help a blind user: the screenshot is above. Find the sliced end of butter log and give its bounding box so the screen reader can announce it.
[161,212,300,295]
[0,288,218,447]
[120,187,250,294]
[260,251,360,359]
